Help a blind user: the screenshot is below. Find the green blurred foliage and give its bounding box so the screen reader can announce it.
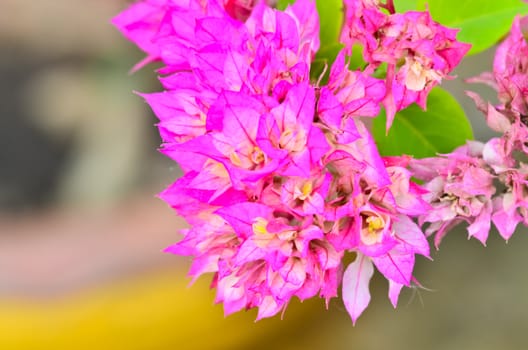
[396,0,528,55]
[372,87,473,158]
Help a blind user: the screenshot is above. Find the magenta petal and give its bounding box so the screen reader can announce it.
[272,10,301,52]
[216,202,273,239]
[486,104,512,134]
[161,135,222,171]
[358,236,397,257]
[492,196,521,241]
[342,254,374,325]
[388,280,404,308]
[393,215,430,257]
[281,149,311,177]
[318,87,344,129]
[256,113,285,159]
[214,91,265,139]
[217,275,246,316]
[302,192,325,215]
[274,82,315,133]
[164,236,196,256]
[159,173,215,219]
[224,50,249,91]
[256,296,283,320]
[297,226,325,256]
[234,240,267,266]
[307,125,332,162]
[188,254,220,279]
[111,0,164,59]
[295,276,320,301]
[335,117,361,144]
[372,250,414,285]
[286,0,320,56]
[281,258,307,287]
[467,201,492,245]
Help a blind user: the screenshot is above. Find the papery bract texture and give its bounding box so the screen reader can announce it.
[415,15,528,247]
[112,0,475,324]
[341,0,470,129]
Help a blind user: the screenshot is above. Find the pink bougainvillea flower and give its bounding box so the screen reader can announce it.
[338,181,430,322]
[492,192,523,242]
[340,0,470,129]
[280,170,331,216]
[467,16,528,156]
[462,16,528,243]
[256,83,330,177]
[342,253,373,324]
[139,85,216,144]
[322,50,386,121]
[491,164,528,241]
[322,134,430,321]
[112,0,458,324]
[410,142,496,246]
[213,201,343,318]
[493,15,528,116]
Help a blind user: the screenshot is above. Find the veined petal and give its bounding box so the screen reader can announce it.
[216,202,273,239]
[393,215,430,257]
[372,250,414,285]
[342,254,374,325]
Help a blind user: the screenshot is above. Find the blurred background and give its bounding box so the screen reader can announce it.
[1,1,528,349]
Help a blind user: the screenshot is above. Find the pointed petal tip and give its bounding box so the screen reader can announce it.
[342,255,374,326]
[467,233,487,247]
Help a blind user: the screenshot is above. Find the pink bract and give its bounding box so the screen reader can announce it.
[340,0,470,129]
[112,0,475,324]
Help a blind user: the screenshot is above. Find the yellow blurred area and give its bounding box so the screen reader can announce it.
[0,270,329,350]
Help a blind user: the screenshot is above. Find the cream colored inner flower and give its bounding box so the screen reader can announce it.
[250,146,265,165]
[278,129,306,152]
[404,59,442,91]
[294,181,313,201]
[360,212,386,245]
[252,217,273,248]
[229,146,266,168]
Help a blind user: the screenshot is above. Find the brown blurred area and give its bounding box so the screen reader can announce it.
[2,1,528,349]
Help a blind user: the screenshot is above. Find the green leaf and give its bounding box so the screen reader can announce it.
[393,0,420,13]
[397,0,528,56]
[276,0,296,11]
[311,0,345,81]
[316,0,344,48]
[372,87,473,158]
[276,0,345,80]
[450,6,528,55]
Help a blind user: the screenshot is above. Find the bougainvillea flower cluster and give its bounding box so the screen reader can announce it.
[411,15,528,245]
[340,0,470,128]
[113,0,471,323]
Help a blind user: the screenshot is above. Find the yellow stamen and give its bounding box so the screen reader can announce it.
[251,146,265,165]
[252,217,268,236]
[300,182,313,200]
[279,129,306,152]
[360,213,386,245]
[366,216,384,233]
[279,130,293,149]
[229,152,242,167]
[205,159,228,178]
[252,217,273,248]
